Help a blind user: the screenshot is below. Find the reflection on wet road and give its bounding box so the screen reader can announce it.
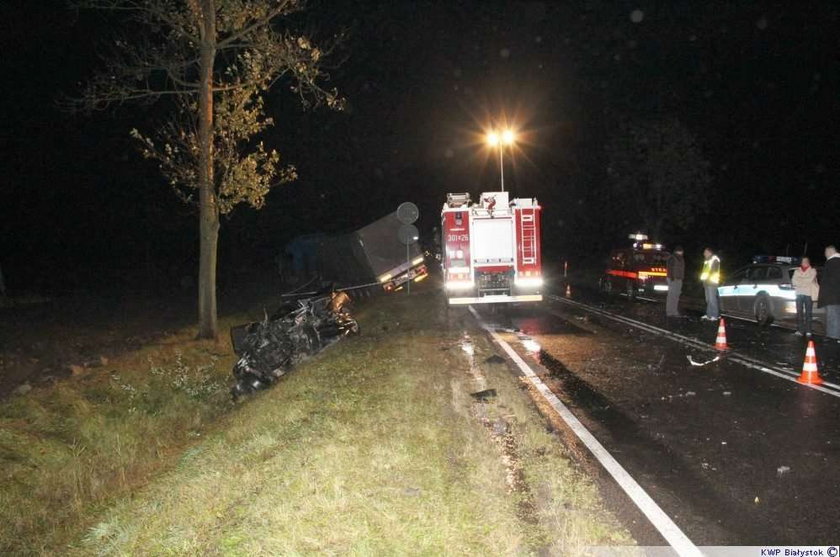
[471,289,840,545]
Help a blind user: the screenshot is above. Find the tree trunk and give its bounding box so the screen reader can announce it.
[196,0,218,339]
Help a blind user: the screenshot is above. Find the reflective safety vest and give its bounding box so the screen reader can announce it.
[700,255,721,285]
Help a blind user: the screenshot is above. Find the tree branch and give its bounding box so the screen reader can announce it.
[216,0,298,49]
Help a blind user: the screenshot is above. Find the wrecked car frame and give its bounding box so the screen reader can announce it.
[230,290,359,397]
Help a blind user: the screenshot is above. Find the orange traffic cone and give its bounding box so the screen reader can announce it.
[797,340,824,385]
[565,284,571,298]
[714,318,730,351]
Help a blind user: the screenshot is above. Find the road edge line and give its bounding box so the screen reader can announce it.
[468,306,702,557]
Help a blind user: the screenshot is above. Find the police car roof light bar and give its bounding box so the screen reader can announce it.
[751,255,802,265]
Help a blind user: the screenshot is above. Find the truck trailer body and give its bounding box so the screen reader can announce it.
[286,212,427,291]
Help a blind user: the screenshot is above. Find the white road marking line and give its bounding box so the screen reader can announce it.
[468,306,702,557]
[548,295,840,398]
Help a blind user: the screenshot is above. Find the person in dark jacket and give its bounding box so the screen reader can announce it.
[819,245,840,340]
[665,246,685,317]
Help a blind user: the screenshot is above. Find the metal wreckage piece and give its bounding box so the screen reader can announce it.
[230,290,359,397]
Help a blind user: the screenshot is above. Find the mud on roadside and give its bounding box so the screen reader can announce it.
[445,306,634,553]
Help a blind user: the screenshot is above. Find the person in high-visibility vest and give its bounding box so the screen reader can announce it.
[700,247,721,321]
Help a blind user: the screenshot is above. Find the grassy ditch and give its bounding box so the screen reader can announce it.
[48,291,632,555]
[0,312,247,554]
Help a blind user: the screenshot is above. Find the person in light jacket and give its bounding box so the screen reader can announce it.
[819,245,840,340]
[791,257,818,337]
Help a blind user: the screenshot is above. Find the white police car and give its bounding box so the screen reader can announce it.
[717,256,822,326]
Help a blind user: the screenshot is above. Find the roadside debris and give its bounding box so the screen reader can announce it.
[470,388,498,401]
[686,354,722,367]
[648,354,666,372]
[520,337,541,354]
[777,465,791,477]
[13,382,32,395]
[230,290,359,398]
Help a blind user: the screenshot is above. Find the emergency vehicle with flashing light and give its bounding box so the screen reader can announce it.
[441,191,542,305]
[718,255,824,326]
[599,234,670,300]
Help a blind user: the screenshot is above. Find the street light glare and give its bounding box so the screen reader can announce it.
[486,129,516,147]
[486,129,517,147]
[484,125,518,191]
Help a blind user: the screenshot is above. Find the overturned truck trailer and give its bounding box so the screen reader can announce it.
[293,212,428,292]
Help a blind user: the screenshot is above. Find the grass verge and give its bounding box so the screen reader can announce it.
[48,291,632,555]
[0,312,245,554]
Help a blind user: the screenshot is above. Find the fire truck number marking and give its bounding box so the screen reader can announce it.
[448,234,469,242]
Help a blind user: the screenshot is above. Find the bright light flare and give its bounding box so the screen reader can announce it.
[486,129,516,147]
[445,280,475,291]
[514,277,543,288]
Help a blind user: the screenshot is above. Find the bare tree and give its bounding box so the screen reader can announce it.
[72,0,342,338]
[606,117,711,239]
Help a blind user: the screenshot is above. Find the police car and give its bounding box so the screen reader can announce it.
[717,255,822,326]
[599,234,670,300]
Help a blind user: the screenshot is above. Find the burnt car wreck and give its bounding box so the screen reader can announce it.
[230,290,359,397]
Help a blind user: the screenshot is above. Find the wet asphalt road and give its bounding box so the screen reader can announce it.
[471,287,840,546]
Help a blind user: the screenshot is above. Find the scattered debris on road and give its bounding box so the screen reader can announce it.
[686,354,722,367]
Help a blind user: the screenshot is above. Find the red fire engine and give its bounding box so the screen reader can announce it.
[441,191,543,305]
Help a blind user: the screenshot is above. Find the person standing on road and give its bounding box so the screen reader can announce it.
[666,246,685,317]
[792,256,819,337]
[700,247,721,321]
[819,245,840,341]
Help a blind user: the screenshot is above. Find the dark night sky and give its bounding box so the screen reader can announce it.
[1,0,838,291]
